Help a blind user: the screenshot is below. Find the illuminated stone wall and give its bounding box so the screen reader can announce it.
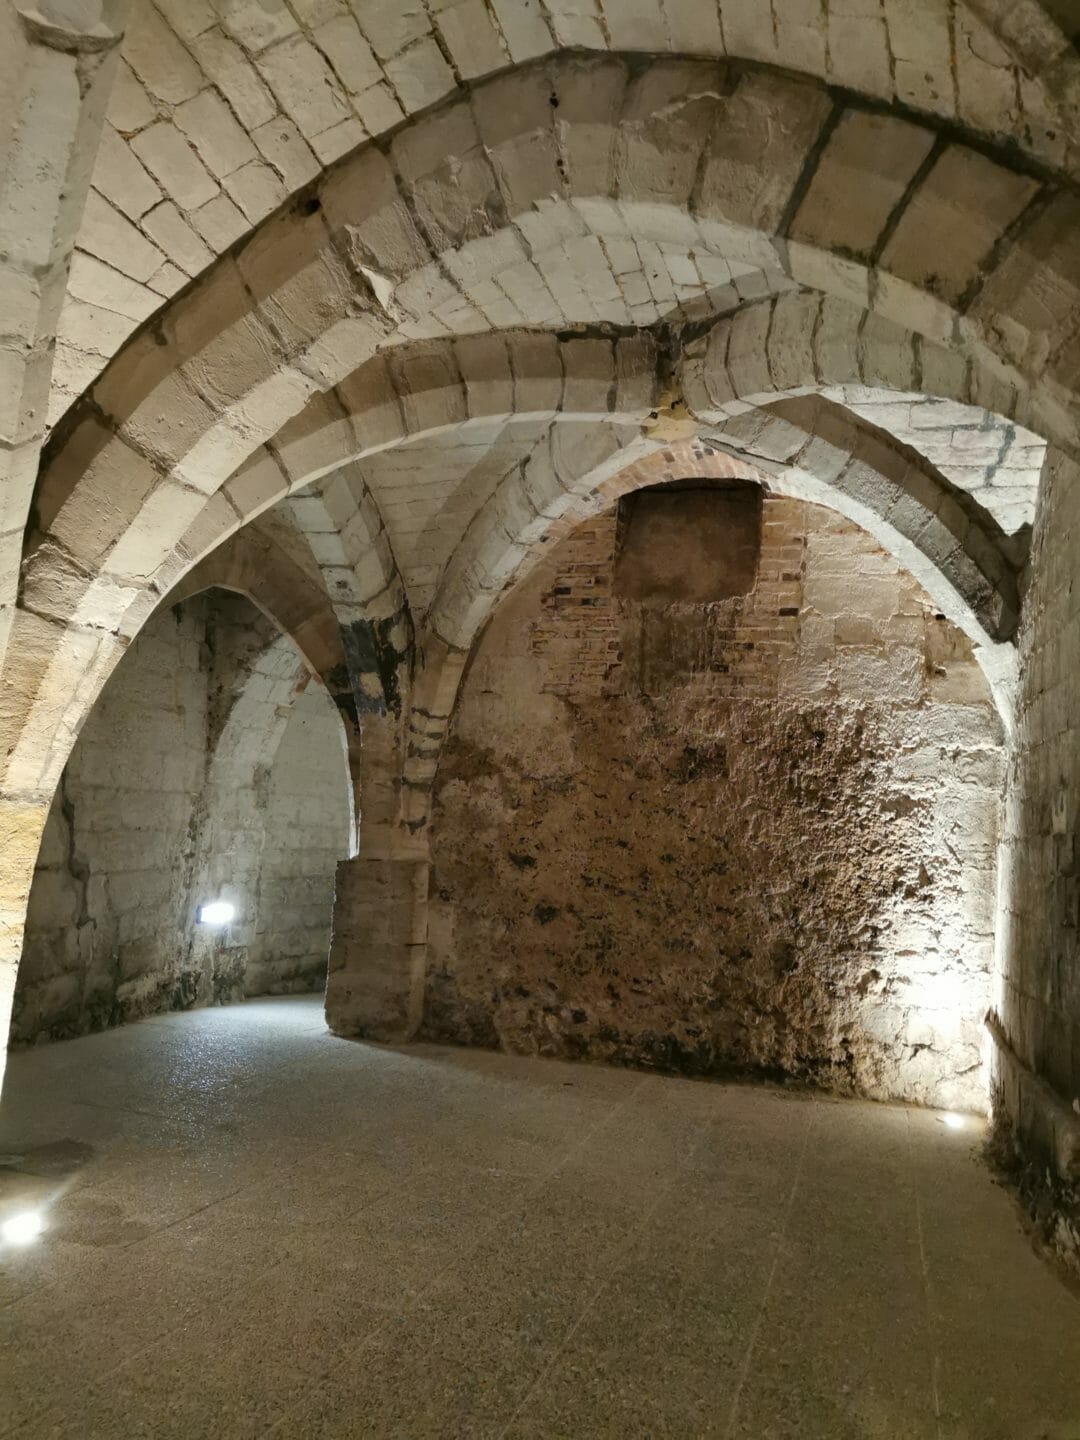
[426,492,1004,1110]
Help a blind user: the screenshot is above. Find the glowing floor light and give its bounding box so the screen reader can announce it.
[2,1211,45,1246]
[197,900,235,926]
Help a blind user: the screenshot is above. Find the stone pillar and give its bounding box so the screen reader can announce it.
[325,853,429,1041]
[322,639,467,1043]
[323,694,417,1041]
[0,799,50,1050]
[989,445,1080,1225]
[0,612,125,1084]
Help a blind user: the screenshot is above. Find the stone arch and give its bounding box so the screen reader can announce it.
[165,519,363,841]
[50,1,1080,424]
[397,425,1016,850]
[158,578,357,879]
[407,302,1024,681]
[3,296,1037,831]
[314,381,1017,934]
[0,0,127,673]
[13,303,1028,860]
[128,557,360,885]
[177,315,1035,798]
[429,402,1016,637]
[199,629,310,830]
[169,522,353,707]
[25,51,1080,639]
[12,583,355,1041]
[183,602,355,982]
[369,305,1029,849]
[700,397,1022,636]
[429,413,1019,689]
[281,466,412,718]
[5,331,655,817]
[164,312,1026,672]
[17,52,1078,688]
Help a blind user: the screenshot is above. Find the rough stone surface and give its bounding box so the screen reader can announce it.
[426,495,1003,1110]
[991,447,1080,1266]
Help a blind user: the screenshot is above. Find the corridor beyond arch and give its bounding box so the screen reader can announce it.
[12,584,353,1043]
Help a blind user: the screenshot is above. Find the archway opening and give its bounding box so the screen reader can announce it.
[10,588,353,1045]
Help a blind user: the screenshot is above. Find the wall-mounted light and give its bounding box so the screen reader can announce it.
[197,901,235,926]
[2,1210,45,1246]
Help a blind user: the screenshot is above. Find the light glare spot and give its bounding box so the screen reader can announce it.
[942,1112,964,1131]
[197,901,235,926]
[2,1211,44,1246]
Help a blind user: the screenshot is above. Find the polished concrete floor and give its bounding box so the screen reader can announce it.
[0,998,1078,1439]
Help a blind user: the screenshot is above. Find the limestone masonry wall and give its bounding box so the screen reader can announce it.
[15,598,208,1042]
[992,450,1080,1256]
[250,686,353,994]
[426,491,1004,1110]
[12,591,349,1043]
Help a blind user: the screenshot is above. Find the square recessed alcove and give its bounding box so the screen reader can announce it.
[613,480,764,606]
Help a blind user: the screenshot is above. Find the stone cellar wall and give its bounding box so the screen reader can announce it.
[248,686,353,996]
[425,491,1004,1110]
[992,452,1080,1252]
[14,599,210,1042]
[12,592,349,1043]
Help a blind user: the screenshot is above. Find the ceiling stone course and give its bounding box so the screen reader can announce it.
[48,0,1080,421]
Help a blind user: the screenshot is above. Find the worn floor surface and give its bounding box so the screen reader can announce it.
[0,997,1078,1439]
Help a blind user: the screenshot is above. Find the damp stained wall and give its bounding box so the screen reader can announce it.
[425,491,1004,1111]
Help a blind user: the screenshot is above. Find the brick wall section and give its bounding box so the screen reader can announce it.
[426,493,1004,1110]
[529,514,625,699]
[529,503,840,702]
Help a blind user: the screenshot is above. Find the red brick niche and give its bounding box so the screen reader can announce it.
[530,489,802,702]
[426,491,1004,1110]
